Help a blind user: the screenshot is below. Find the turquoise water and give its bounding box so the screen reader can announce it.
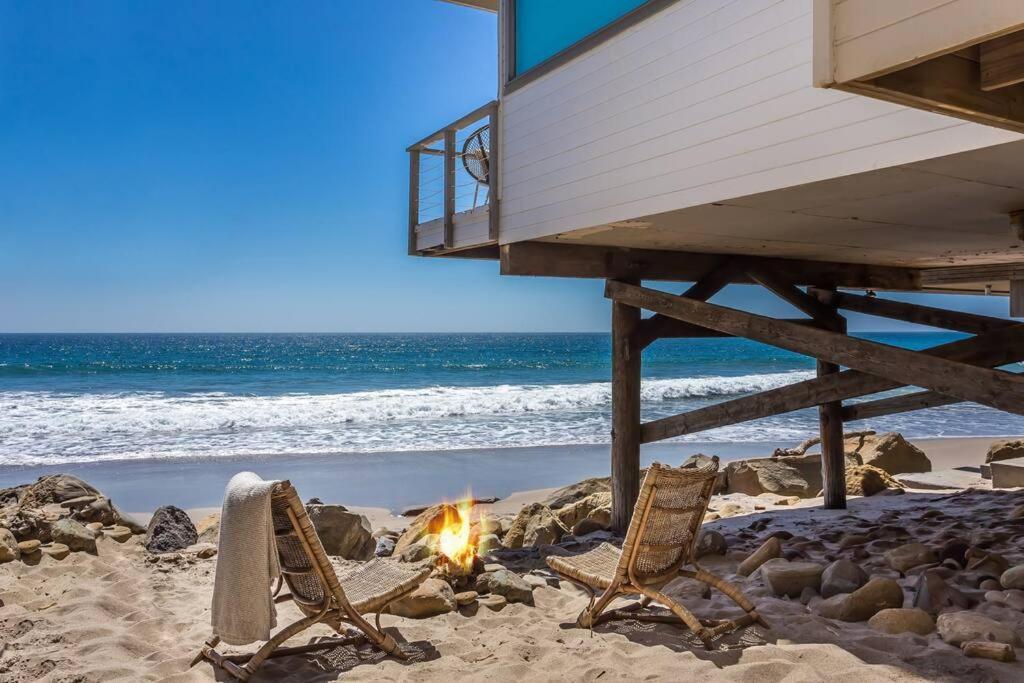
[0,332,1020,466]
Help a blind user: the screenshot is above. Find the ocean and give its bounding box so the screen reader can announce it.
[1,332,1021,468]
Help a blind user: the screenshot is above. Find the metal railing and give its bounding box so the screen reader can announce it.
[407,101,498,253]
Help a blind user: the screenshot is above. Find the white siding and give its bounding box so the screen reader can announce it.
[499,0,1022,244]
[416,207,492,252]
[831,0,1024,83]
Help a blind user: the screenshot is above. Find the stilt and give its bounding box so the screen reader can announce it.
[611,278,641,534]
[817,359,846,509]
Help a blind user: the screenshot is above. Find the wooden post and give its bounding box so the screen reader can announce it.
[487,103,499,241]
[815,287,846,509]
[1012,279,1023,318]
[443,128,456,250]
[611,278,642,533]
[407,149,420,256]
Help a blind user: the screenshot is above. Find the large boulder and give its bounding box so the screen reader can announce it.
[760,559,824,598]
[844,432,930,475]
[937,611,1018,646]
[543,478,610,510]
[51,518,98,554]
[556,492,611,529]
[986,439,1024,464]
[725,455,822,498]
[145,506,197,553]
[386,578,456,619]
[393,504,458,556]
[306,504,375,560]
[846,465,903,497]
[0,474,144,537]
[502,503,568,549]
[475,569,534,605]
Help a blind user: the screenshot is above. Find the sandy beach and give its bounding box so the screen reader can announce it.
[3,434,1024,682]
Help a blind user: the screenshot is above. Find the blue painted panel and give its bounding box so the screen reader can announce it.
[515,0,648,75]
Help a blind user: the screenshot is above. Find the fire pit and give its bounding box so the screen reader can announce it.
[433,498,485,588]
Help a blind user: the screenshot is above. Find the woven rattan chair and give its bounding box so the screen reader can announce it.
[194,480,431,680]
[547,462,766,648]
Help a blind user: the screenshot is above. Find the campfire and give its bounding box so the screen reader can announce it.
[433,496,484,586]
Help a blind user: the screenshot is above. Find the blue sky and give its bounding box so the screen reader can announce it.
[0,1,1014,332]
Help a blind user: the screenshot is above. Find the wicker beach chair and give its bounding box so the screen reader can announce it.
[546,462,765,648]
[194,480,431,680]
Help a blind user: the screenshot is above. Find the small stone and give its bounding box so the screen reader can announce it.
[774,496,800,506]
[760,559,824,598]
[42,543,70,560]
[478,534,500,553]
[867,608,934,635]
[0,528,20,563]
[980,578,1003,592]
[478,594,507,612]
[375,536,396,557]
[522,574,548,590]
[695,530,727,559]
[104,526,132,543]
[51,518,98,554]
[387,578,456,618]
[838,534,870,549]
[937,611,1018,646]
[820,559,869,598]
[475,569,534,605]
[1000,566,1024,590]
[737,537,782,577]
[716,503,744,518]
[85,522,103,531]
[799,586,818,605]
[913,570,970,614]
[455,590,478,606]
[818,577,904,622]
[483,563,505,572]
[193,543,217,559]
[962,641,1016,662]
[396,540,434,563]
[1004,590,1024,611]
[17,539,41,554]
[886,543,937,574]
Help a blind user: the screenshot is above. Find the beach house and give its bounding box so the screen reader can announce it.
[407,1,1024,529]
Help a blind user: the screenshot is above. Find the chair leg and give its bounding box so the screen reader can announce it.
[577,583,620,629]
[681,567,768,629]
[634,586,716,648]
[343,604,408,660]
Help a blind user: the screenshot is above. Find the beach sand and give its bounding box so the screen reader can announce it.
[2,436,1023,681]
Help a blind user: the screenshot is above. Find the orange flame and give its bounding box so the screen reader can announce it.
[436,496,479,573]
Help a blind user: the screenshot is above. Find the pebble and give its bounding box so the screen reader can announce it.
[478,594,507,612]
[962,641,1016,662]
[455,590,479,606]
[17,540,41,554]
[86,522,103,531]
[1000,565,1024,590]
[737,537,781,577]
[42,543,70,560]
[104,526,132,543]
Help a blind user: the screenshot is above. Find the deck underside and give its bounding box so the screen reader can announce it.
[537,138,1024,293]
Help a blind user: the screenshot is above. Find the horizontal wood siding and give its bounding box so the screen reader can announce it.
[499,0,1022,244]
[832,0,1024,83]
[416,208,492,251]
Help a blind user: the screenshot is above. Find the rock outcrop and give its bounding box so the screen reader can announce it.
[502,503,568,549]
[845,465,904,497]
[844,432,931,475]
[306,503,375,560]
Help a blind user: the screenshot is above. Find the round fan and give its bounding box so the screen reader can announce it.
[461,124,490,186]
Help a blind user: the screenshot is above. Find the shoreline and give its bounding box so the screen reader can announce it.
[0,435,1011,516]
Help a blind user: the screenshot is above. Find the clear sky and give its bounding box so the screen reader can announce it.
[0,1,1014,333]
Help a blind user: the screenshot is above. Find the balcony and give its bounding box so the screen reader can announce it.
[407,101,498,255]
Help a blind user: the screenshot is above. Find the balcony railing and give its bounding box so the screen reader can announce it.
[407,101,498,254]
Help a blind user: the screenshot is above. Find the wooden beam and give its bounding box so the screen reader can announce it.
[843,391,958,422]
[1012,280,1024,318]
[605,281,1024,424]
[981,31,1024,91]
[744,264,844,327]
[634,259,739,349]
[921,262,1024,286]
[611,279,642,534]
[443,128,456,250]
[637,324,1024,443]
[500,242,920,290]
[811,289,1016,334]
[637,317,816,342]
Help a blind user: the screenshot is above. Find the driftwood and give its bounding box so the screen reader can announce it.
[772,431,876,458]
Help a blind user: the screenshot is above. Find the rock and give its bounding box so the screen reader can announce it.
[886,543,937,573]
[393,504,458,555]
[737,537,782,577]
[396,540,434,563]
[715,503,744,518]
[937,611,1018,646]
[845,465,904,497]
[477,517,501,536]
[543,478,610,510]
[820,559,869,598]
[1001,566,1024,590]
[306,504,375,560]
[387,578,456,619]
[375,536,396,557]
[478,594,507,612]
[502,503,568,549]
[0,528,20,562]
[962,641,1016,662]
[845,432,930,474]
[818,578,904,622]
[966,548,1010,575]
[478,533,500,553]
[194,544,217,559]
[51,518,98,554]
[724,455,822,498]
[195,513,220,544]
[838,533,870,549]
[455,590,478,606]
[774,496,800,506]
[475,569,534,605]
[980,578,1003,592]
[867,608,935,635]
[17,539,40,554]
[145,506,197,554]
[938,539,969,568]
[85,522,103,531]
[556,492,611,529]
[912,570,970,614]
[695,530,727,559]
[800,586,819,605]
[681,454,726,492]
[760,559,824,598]
[104,525,132,543]
[986,439,1024,464]
[42,543,70,560]
[522,574,548,590]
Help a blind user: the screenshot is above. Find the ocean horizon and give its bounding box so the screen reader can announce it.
[2,331,1022,468]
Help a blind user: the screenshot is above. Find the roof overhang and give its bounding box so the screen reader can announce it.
[439,0,497,12]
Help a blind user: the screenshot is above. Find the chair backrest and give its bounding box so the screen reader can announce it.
[615,462,718,586]
[269,481,351,614]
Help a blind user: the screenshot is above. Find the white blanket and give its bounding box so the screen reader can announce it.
[210,471,281,645]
